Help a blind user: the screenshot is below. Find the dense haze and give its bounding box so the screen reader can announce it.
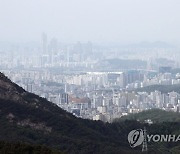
[0,0,180,44]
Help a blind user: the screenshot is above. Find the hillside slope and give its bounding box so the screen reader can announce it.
[0,72,139,154]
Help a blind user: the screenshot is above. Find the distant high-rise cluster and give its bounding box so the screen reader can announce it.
[0,37,180,122]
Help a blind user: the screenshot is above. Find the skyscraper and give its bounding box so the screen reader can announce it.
[41,33,48,54]
[49,37,58,54]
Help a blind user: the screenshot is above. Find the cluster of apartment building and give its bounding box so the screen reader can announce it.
[1,69,180,122]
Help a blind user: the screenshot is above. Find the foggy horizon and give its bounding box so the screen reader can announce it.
[0,0,180,44]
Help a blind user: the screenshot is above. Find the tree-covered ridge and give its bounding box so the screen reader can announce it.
[135,84,180,94]
[115,109,180,123]
[0,72,140,153]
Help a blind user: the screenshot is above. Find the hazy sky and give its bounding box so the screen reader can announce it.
[0,0,180,44]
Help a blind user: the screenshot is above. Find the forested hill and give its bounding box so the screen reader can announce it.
[135,84,180,94]
[115,109,180,123]
[0,72,140,153]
